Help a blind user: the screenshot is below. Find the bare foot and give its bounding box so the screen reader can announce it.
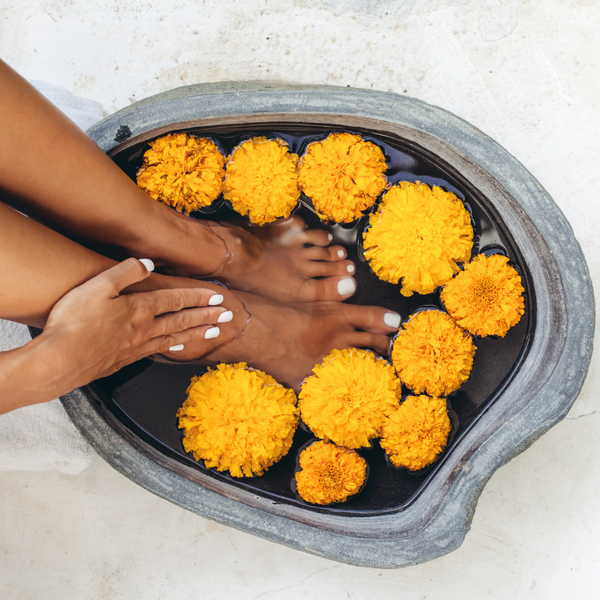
[207,216,357,303]
[162,290,402,391]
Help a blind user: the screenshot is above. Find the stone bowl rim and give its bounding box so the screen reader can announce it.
[59,82,595,568]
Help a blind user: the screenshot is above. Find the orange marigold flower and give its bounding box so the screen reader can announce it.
[392,310,476,397]
[177,363,299,478]
[381,395,451,471]
[136,133,225,214]
[298,348,401,449]
[363,181,474,296]
[297,132,388,223]
[441,253,525,337]
[222,137,300,225]
[295,441,367,505]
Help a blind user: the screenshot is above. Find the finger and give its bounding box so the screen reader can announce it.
[303,245,347,261]
[137,324,223,358]
[145,287,224,316]
[345,332,392,357]
[88,257,154,297]
[342,304,402,333]
[298,276,357,302]
[302,259,356,278]
[154,306,232,335]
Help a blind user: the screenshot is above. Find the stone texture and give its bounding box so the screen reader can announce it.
[57,81,593,568]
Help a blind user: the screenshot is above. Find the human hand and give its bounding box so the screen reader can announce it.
[34,258,235,399]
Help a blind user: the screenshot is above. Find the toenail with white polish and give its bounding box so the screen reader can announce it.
[217,310,233,323]
[208,294,224,306]
[347,264,355,274]
[139,258,154,272]
[337,249,345,258]
[327,232,333,242]
[337,277,356,296]
[204,326,220,339]
[384,312,401,329]
[168,344,184,352]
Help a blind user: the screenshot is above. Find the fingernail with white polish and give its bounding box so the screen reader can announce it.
[337,277,356,296]
[168,344,184,352]
[384,312,401,329]
[347,264,355,274]
[208,294,224,306]
[139,258,154,272]
[327,232,333,242]
[204,326,220,339]
[337,249,345,258]
[217,310,233,323]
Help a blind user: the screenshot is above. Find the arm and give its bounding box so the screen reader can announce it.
[0,259,225,413]
[0,202,249,414]
[0,59,357,303]
[0,58,228,277]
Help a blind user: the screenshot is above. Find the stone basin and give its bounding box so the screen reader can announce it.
[59,82,595,568]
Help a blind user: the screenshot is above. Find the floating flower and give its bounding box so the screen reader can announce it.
[298,348,401,449]
[177,363,299,478]
[392,310,475,397]
[136,133,225,214]
[441,253,525,337]
[363,181,474,296]
[222,137,300,225]
[295,441,367,505]
[298,132,388,223]
[381,395,451,471]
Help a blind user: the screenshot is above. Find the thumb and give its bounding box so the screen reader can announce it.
[93,258,155,297]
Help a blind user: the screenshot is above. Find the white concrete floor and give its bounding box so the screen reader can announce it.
[1,0,600,597]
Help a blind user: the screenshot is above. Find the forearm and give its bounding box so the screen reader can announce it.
[0,336,63,413]
[0,201,247,335]
[0,59,227,276]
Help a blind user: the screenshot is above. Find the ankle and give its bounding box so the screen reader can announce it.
[149,210,231,278]
[205,222,262,282]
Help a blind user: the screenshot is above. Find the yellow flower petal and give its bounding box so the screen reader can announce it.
[295,441,367,505]
[136,133,225,214]
[299,348,401,449]
[177,363,299,478]
[381,395,451,471]
[392,310,476,397]
[441,253,525,337]
[222,137,300,225]
[298,132,388,223]
[363,181,474,296]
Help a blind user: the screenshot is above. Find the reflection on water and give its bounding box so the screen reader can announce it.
[96,124,534,516]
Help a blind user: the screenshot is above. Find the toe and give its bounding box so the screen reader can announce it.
[303,245,347,262]
[266,216,308,247]
[299,276,357,302]
[302,259,356,278]
[303,228,334,248]
[343,304,401,334]
[275,215,306,232]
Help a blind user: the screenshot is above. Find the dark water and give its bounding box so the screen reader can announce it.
[95,123,535,516]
